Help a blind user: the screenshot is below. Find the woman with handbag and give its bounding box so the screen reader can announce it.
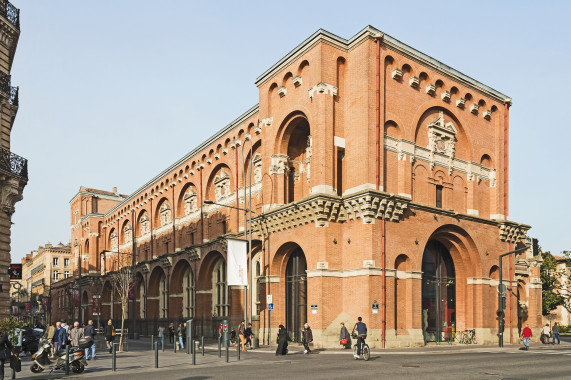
[339,322,350,349]
[104,319,116,353]
[0,332,13,380]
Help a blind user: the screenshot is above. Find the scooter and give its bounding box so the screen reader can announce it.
[30,336,91,374]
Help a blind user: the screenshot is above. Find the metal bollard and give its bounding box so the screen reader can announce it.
[112,343,118,371]
[237,338,240,361]
[192,341,196,365]
[162,337,164,352]
[174,338,177,353]
[225,339,229,363]
[65,345,70,375]
[154,341,159,368]
[201,336,204,356]
[151,335,154,350]
[218,335,221,358]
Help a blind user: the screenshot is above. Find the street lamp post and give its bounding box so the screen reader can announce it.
[203,200,254,324]
[241,139,253,326]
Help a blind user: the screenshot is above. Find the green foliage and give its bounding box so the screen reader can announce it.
[541,250,566,315]
[0,318,24,345]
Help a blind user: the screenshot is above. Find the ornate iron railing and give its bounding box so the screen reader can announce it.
[0,147,28,180]
[9,86,17,106]
[0,71,10,95]
[0,0,19,30]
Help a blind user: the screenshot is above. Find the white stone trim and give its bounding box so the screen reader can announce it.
[308,82,338,98]
[342,183,378,197]
[490,214,505,220]
[310,185,336,195]
[467,209,479,216]
[334,136,346,148]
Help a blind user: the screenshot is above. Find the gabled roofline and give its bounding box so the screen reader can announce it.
[255,25,510,103]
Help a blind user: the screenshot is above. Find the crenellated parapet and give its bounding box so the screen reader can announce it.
[498,221,530,243]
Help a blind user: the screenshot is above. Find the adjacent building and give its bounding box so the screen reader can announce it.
[51,26,537,347]
[0,0,27,319]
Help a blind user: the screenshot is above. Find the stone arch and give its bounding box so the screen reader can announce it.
[244,140,262,187]
[197,250,227,318]
[205,164,233,203]
[394,254,411,332]
[101,280,113,321]
[121,219,132,245]
[297,60,309,76]
[108,228,118,253]
[268,82,278,116]
[412,105,471,161]
[489,265,499,280]
[148,266,167,319]
[480,154,492,168]
[177,182,199,217]
[135,272,146,319]
[413,163,430,205]
[155,197,172,228]
[451,175,466,213]
[136,210,150,236]
[282,72,293,87]
[170,259,194,319]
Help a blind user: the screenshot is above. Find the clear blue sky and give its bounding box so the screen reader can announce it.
[9,0,571,261]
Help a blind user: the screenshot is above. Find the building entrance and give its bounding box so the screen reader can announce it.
[285,247,307,343]
[421,240,456,343]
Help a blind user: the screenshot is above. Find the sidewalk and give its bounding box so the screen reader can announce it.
[18,336,571,379]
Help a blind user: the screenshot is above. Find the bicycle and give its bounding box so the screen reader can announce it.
[352,335,370,361]
[456,329,477,344]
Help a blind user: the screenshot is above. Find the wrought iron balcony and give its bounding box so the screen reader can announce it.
[0,147,28,180]
[9,86,17,106]
[0,0,19,30]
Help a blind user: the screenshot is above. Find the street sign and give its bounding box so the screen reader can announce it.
[267,295,273,304]
[223,323,228,333]
[268,303,274,311]
[311,305,318,314]
[8,264,22,280]
[372,301,379,314]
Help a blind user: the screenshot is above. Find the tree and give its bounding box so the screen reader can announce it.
[108,252,133,352]
[541,250,567,315]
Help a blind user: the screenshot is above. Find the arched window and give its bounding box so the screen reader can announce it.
[159,202,172,227]
[183,267,194,318]
[212,258,228,317]
[159,274,167,319]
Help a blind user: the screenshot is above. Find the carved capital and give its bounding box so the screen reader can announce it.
[0,176,25,216]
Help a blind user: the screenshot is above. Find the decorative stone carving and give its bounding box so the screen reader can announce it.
[214,170,231,201]
[214,153,220,160]
[269,154,289,175]
[110,231,118,252]
[278,86,287,98]
[261,117,273,127]
[343,193,408,224]
[441,91,451,102]
[483,109,492,120]
[409,76,419,88]
[391,68,402,80]
[308,82,338,98]
[427,111,457,173]
[183,189,198,215]
[206,158,212,164]
[456,97,465,108]
[159,202,172,226]
[253,153,262,183]
[305,135,312,183]
[139,213,150,235]
[470,103,479,115]
[293,75,302,87]
[425,84,436,95]
[244,133,251,141]
[123,223,132,243]
[499,222,530,243]
[0,177,25,216]
[222,148,228,155]
[254,125,262,135]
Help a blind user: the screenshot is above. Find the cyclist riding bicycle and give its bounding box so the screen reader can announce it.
[351,317,367,359]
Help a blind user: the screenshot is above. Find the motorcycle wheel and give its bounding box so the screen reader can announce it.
[30,363,44,373]
[72,362,85,374]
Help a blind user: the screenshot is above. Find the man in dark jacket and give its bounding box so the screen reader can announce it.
[53,322,67,354]
[302,323,313,354]
[552,322,561,345]
[84,320,96,360]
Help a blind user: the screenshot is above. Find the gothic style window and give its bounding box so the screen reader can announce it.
[123,223,132,243]
[253,153,262,183]
[212,258,228,317]
[159,202,172,227]
[110,231,118,252]
[159,274,167,319]
[214,170,230,201]
[436,185,443,209]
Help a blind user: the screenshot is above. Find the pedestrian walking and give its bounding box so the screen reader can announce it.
[340,322,350,349]
[0,332,13,380]
[47,322,55,357]
[275,324,290,356]
[53,322,67,354]
[541,323,551,344]
[104,319,115,353]
[552,322,561,345]
[69,322,84,347]
[237,321,246,352]
[61,320,70,345]
[244,323,253,349]
[158,325,165,347]
[177,322,185,349]
[522,323,533,350]
[302,323,313,354]
[84,320,96,360]
[168,323,175,344]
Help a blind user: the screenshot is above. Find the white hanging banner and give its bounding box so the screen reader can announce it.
[227,238,248,286]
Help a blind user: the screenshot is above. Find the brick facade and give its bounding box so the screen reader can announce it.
[50,26,539,347]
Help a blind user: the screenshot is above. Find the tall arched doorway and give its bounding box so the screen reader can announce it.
[421,240,456,343]
[286,247,307,342]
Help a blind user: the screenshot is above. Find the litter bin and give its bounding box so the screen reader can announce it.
[252,337,259,349]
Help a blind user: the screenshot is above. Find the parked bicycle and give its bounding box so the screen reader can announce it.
[457,329,477,344]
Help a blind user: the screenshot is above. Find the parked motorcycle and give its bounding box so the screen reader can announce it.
[30,336,91,374]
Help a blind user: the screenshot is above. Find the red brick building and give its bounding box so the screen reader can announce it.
[51,26,539,347]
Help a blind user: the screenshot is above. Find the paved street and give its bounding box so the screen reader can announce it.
[14,337,571,380]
